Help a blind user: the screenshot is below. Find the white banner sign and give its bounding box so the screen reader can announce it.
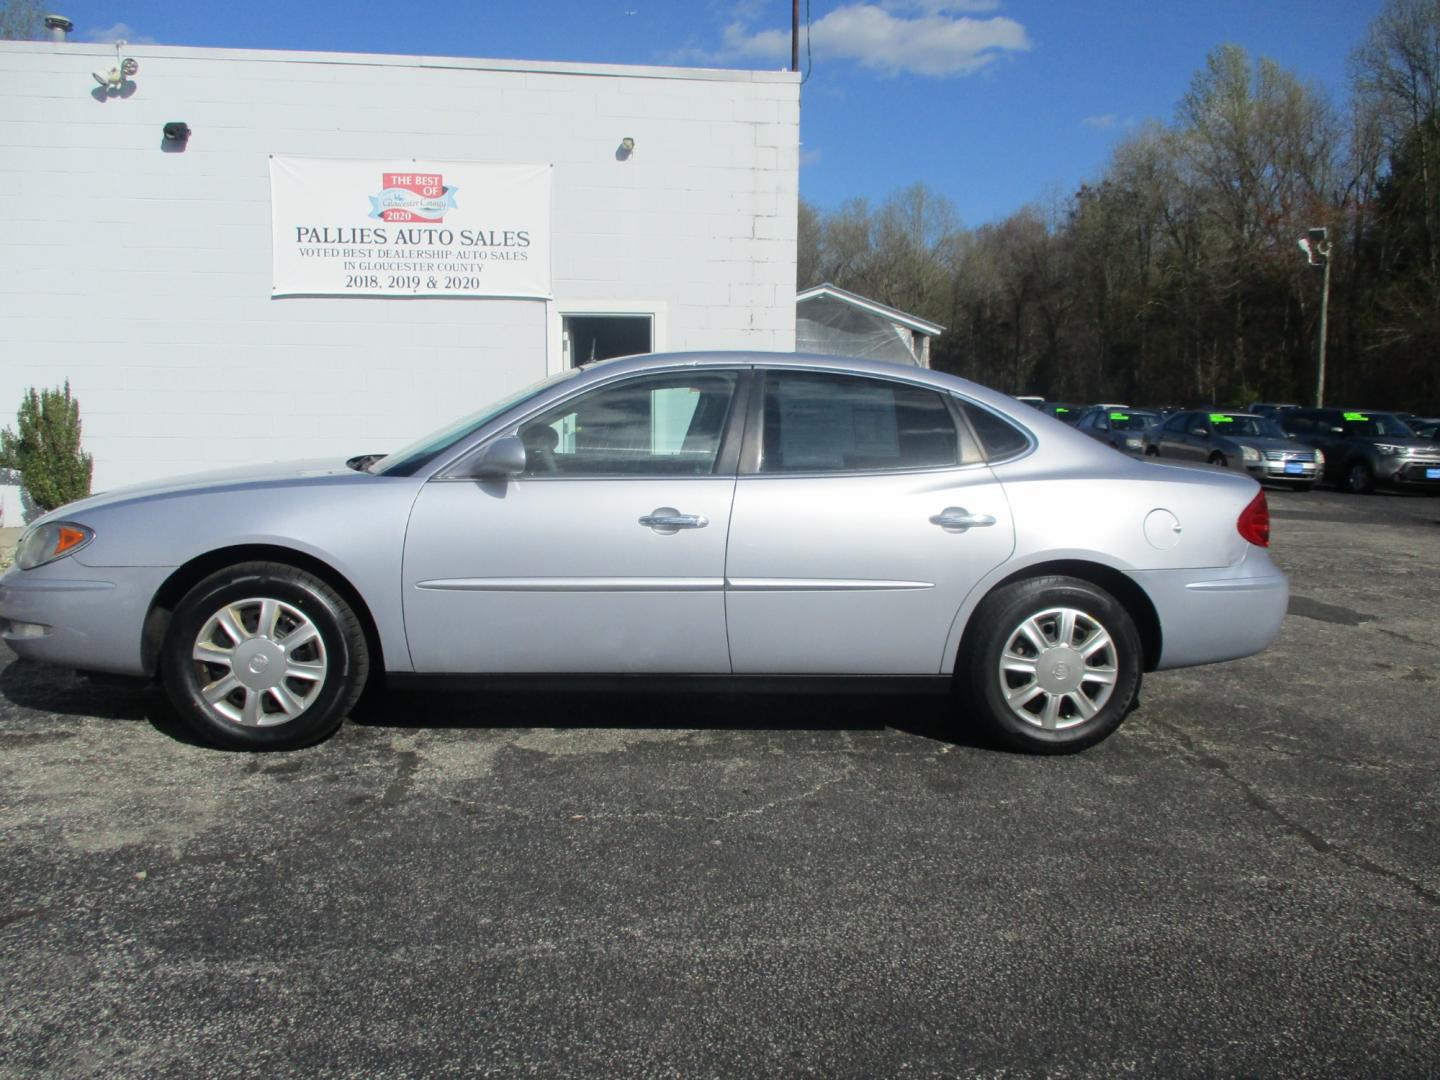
[269,157,551,299]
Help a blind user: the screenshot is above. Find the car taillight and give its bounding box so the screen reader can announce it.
[1237,490,1270,547]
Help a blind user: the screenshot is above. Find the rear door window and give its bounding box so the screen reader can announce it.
[758,371,962,473]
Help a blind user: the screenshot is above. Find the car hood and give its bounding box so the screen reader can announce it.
[1221,436,1304,452]
[1349,436,1439,451]
[33,458,359,525]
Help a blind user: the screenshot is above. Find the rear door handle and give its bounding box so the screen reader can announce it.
[930,507,996,532]
[639,507,708,534]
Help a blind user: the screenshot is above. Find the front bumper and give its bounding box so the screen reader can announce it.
[1376,457,1440,487]
[0,560,172,676]
[1129,547,1289,671]
[1245,460,1319,483]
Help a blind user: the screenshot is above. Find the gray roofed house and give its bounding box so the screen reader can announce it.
[796,282,944,367]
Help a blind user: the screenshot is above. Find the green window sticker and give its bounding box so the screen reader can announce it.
[1343,411,1368,421]
[1209,413,1233,423]
[1055,407,1069,414]
[1109,412,1130,421]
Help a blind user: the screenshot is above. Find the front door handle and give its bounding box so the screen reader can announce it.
[639,507,709,534]
[930,507,997,532]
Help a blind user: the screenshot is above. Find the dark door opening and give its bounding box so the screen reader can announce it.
[564,314,653,367]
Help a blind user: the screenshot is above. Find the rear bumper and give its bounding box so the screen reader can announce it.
[0,561,171,676]
[1128,549,1289,670]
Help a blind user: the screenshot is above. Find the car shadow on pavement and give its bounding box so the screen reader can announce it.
[347,683,984,750]
[0,655,207,747]
[0,653,985,751]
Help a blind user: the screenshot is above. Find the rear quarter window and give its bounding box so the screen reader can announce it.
[957,400,1032,462]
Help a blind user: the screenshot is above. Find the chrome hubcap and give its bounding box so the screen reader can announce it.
[998,606,1119,731]
[191,597,327,727]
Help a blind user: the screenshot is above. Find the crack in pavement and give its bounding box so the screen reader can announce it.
[441,760,858,825]
[1150,719,1440,908]
[0,905,51,931]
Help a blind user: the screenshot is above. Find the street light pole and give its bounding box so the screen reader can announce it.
[1298,227,1333,407]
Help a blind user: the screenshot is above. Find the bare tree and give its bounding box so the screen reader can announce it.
[0,0,44,40]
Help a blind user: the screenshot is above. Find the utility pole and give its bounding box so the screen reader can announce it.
[791,0,799,72]
[1298,227,1332,406]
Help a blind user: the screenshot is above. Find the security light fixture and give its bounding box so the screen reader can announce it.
[163,122,191,143]
[92,40,138,91]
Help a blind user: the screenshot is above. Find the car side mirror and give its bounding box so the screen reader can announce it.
[467,435,527,480]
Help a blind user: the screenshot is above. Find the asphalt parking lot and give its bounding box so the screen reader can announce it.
[2,485,1438,1078]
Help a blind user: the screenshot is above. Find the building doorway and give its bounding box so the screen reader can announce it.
[563,314,653,368]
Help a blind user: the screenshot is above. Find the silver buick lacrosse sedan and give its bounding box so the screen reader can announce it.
[0,352,1287,753]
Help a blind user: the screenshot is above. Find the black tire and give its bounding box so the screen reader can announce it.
[1208,451,1228,468]
[1144,445,1159,457]
[161,561,369,750]
[1344,461,1375,495]
[960,576,1143,754]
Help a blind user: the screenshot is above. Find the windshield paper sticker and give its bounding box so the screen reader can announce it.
[1110,412,1130,421]
[1344,412,1368,421]
[1210,414,1233,423]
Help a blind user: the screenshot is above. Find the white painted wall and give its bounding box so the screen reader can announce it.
[0,42,799,512]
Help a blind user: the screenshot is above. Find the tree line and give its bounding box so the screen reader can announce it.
[799,0,1440,413]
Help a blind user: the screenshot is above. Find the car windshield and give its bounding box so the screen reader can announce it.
[371,368,583,476]
[1210,414,1283,438]
[1338,412,1414,437]
[1106,411,1156,432]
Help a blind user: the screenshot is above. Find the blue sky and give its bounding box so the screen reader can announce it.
[54,1,1385,225]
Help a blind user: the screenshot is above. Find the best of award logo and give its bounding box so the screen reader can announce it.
[369,172,459,222]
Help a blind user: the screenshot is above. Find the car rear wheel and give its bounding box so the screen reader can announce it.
[1144,445,1159,457]
[961,576,1142,754]
[1208,451,1227,468]
[1345,461,1374,494]
[161,561,369,750]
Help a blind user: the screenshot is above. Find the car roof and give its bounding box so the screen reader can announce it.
[579,349,1028,414]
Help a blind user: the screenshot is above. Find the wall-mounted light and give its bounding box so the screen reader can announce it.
[163,122,191,144]
[616,136,635,162]
[92,39,138,92]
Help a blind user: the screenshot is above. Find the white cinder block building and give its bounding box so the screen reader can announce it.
[0,38,799,513]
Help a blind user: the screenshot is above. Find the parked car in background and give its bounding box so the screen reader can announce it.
[1280,408,1440,494]
[0,350,1289,756]
[1038,401,1085,424]
[1075,407,1160,454]
[1145,410,1321,489]
[1248,402,1298,419]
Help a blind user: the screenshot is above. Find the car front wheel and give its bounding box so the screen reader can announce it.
[1345,461,1375,494]
[961,576,1142,754]
[161,562,369,750]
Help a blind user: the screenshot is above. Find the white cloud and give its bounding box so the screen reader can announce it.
[881,0,1002,12]
[81,22,156,45]
[712,3,1029,78]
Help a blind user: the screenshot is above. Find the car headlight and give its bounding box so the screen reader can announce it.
[1125,436,1143,449]
[1241,445,1260,462]
[14,521,95,570]
[1313,448,1324,465]
[1374,443,1408,456]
